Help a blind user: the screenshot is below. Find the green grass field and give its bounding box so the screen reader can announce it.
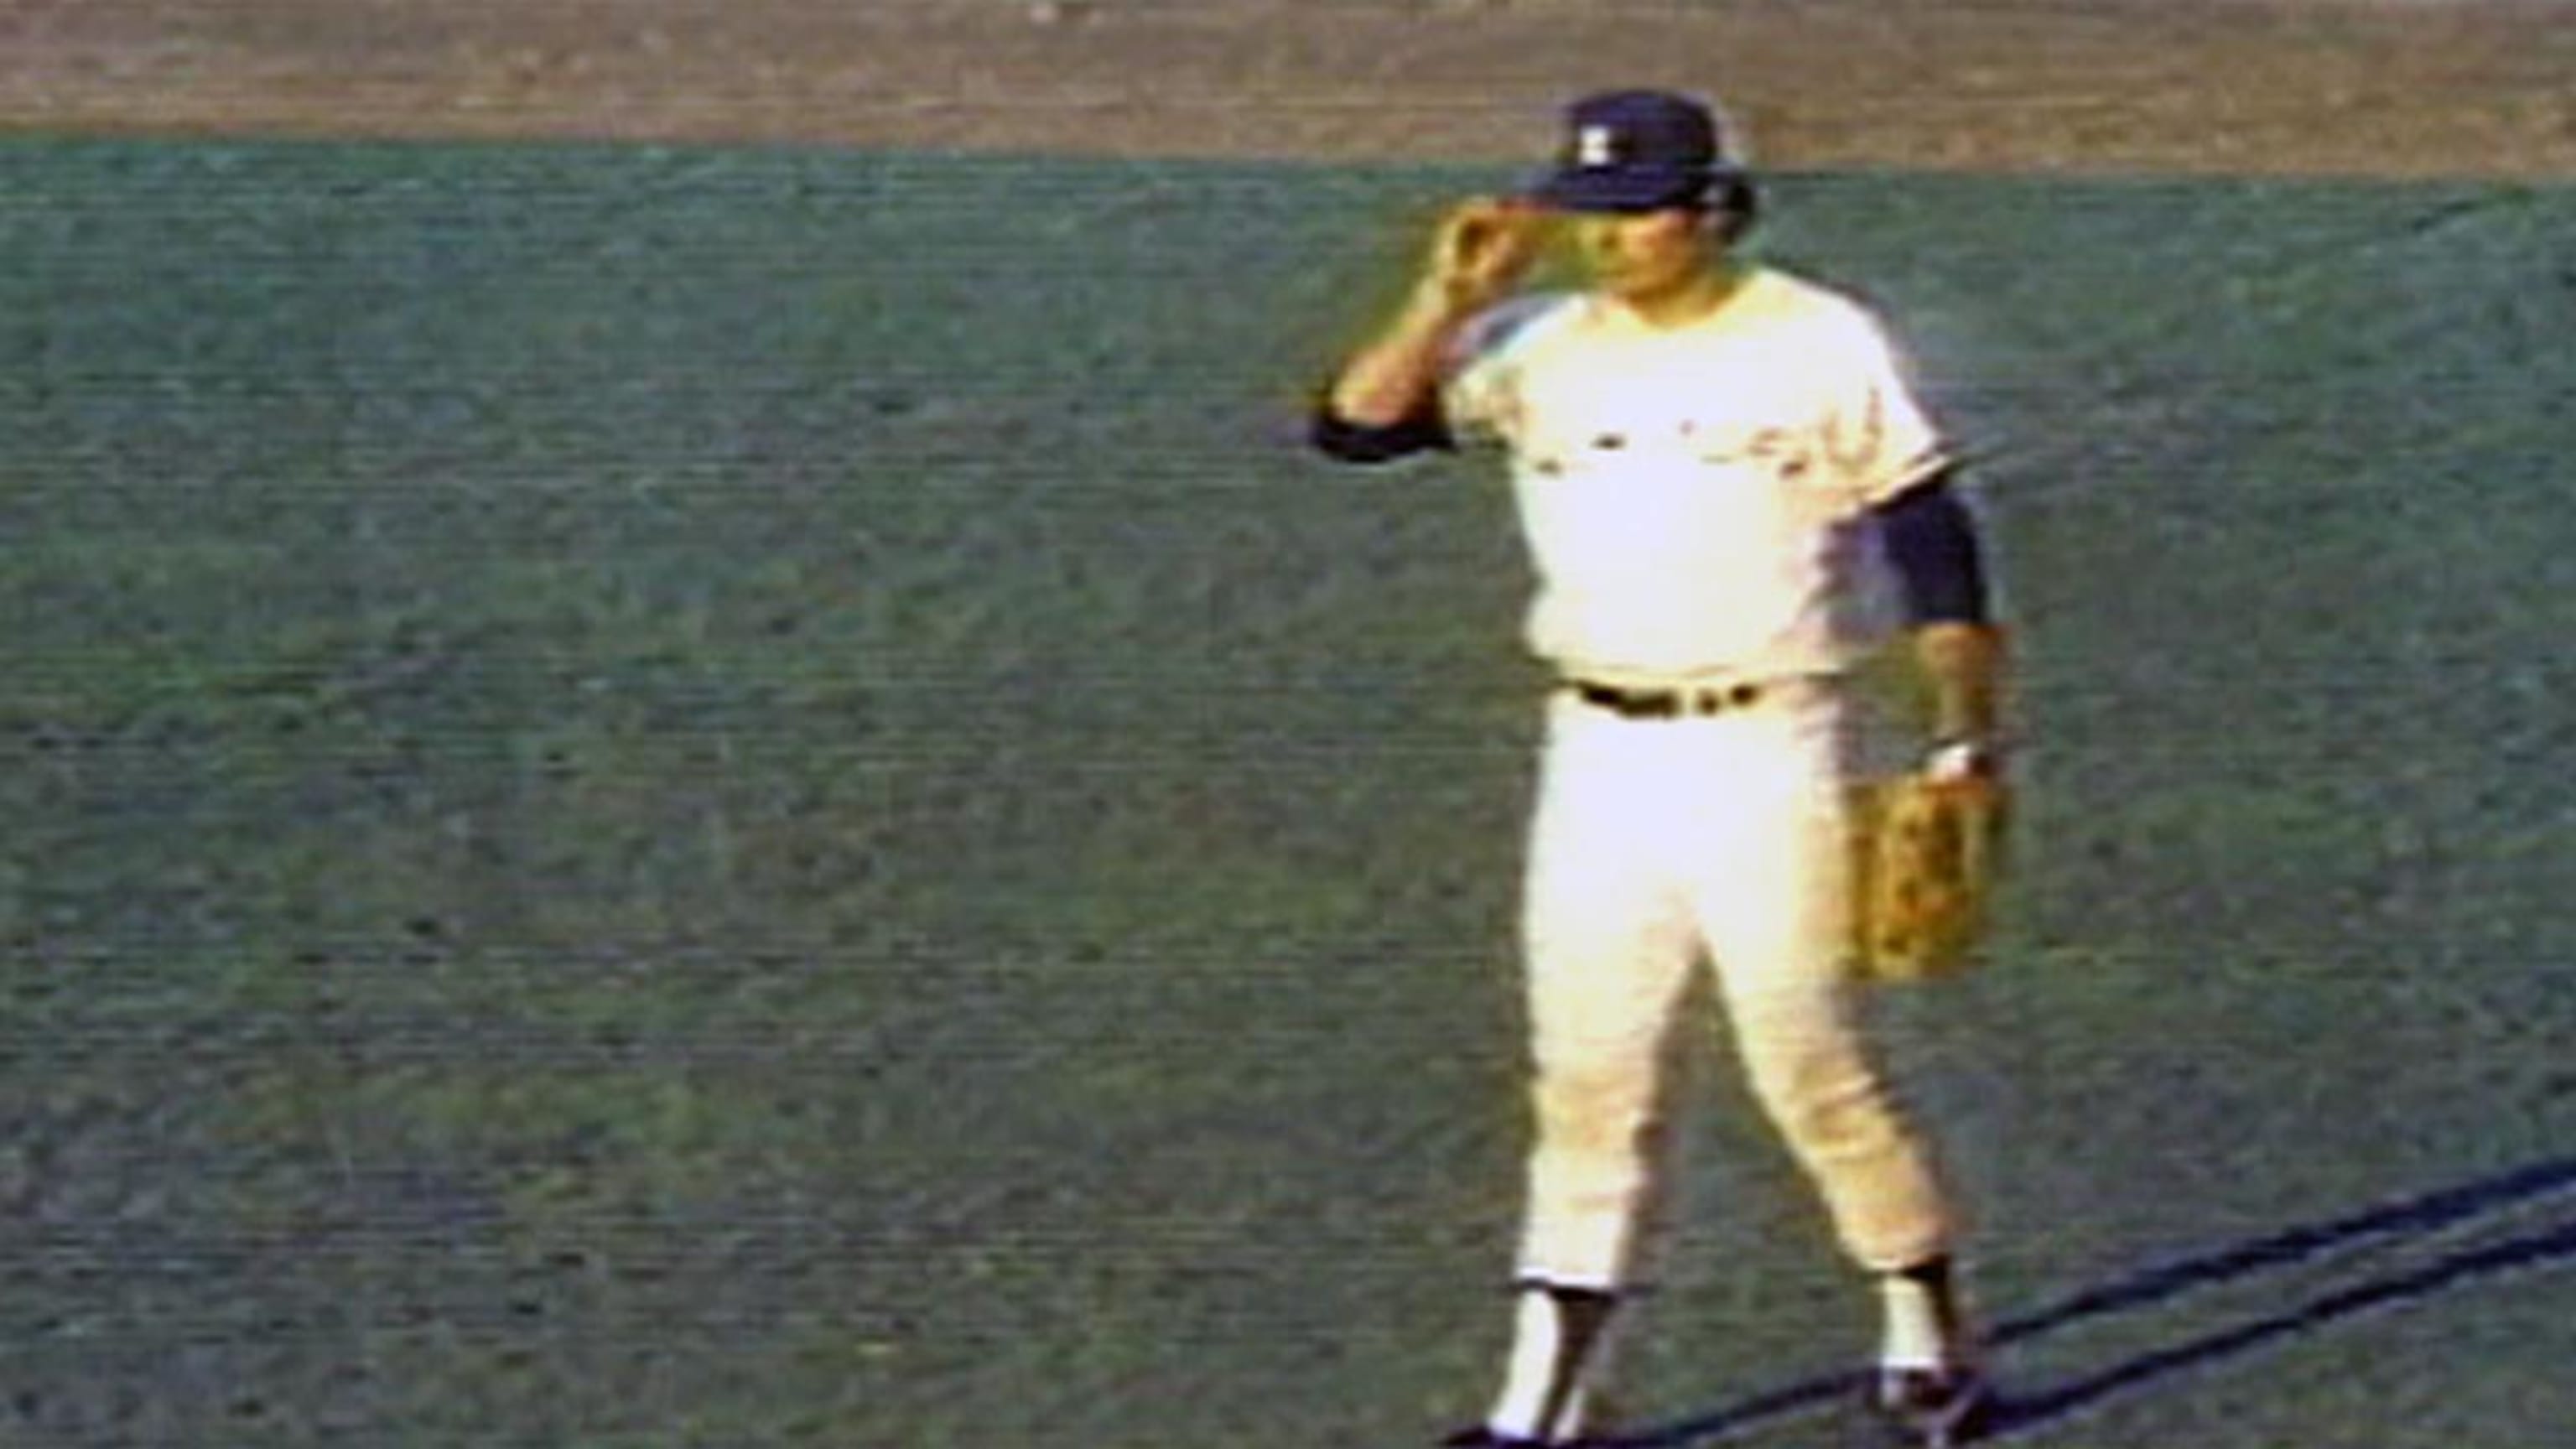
[3,137,2572,1447]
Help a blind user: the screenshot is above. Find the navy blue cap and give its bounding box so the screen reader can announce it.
[1527,90,1737,214]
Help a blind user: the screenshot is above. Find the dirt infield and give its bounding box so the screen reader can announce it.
[2,0,2569,177]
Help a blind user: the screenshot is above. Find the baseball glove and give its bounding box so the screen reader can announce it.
[1849,771,2007,984]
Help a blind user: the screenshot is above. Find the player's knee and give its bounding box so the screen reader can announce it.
[1745,1046,1905,1163]
[1532,1061,1662,1160]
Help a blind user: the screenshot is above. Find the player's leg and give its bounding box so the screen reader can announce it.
[1719,967,1980,1374]
[1683,709,1983,1387]
[1464,700,1701,1445]
[1695,789,1992,1443]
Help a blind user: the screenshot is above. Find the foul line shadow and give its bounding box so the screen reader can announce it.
[1605,1156,2576,1446]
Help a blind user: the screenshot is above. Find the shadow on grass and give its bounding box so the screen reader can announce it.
[1606,1156,2576,1446]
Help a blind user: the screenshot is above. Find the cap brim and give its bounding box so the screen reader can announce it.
[1525,164,1711,214]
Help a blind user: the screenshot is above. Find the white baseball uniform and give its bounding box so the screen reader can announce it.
[1441,267,1959,1319]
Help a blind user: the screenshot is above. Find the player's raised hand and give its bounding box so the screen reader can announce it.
[1421,197,1546,313]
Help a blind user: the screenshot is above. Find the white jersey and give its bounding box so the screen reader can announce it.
[1443,267,1950,683]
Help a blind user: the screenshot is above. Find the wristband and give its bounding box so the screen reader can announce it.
[1923,739,1998,782]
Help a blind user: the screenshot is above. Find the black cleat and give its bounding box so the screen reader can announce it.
[1440,1427,1556,1448]
[1869,1365,1995,1448]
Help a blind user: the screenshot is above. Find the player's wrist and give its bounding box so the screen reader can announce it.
[1922,736,2002,782]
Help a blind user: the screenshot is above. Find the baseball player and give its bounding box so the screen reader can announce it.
[1309,91,2008,1447]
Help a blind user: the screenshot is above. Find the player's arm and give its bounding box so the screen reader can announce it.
[1913,621,2004,767]
[1310,282,1466,461]
[1311,198,1543,464]
[1876,471,2007,772]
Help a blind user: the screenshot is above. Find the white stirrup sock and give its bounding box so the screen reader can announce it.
[1489,1282,1620,1441]
[1878,1256,1968,1371]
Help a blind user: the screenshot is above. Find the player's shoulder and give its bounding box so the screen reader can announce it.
[1740,265,1889,337]
[1732,266,1919,376]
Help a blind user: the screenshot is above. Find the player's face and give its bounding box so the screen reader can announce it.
[1569,206,1719,304]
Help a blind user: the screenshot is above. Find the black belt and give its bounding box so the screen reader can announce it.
[1569,679,1765,719]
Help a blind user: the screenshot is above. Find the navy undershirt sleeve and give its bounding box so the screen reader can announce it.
[1309,397,1456,464]
[1874,473,1992,626]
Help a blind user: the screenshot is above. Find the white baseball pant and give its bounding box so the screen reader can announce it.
[1510,680,1955,1291]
